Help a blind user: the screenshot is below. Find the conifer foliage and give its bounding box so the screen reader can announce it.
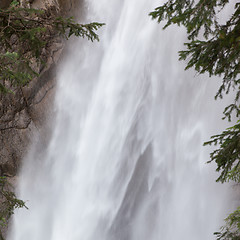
[150,1,240,239]
[0,0,104,93]
[0,177,27,240]
[0,1,104,238]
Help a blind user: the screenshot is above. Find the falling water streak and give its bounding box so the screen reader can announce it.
[9,0,233,240]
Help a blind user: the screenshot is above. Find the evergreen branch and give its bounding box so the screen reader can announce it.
[0,5,104,94]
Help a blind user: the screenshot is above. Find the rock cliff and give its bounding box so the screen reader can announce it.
[0,0,80,177]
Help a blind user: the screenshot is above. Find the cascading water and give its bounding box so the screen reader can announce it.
[8,0,233,239]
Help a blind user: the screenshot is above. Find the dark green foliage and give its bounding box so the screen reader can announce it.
[0,2,104,93]
[204,120,240,239]
[150,1,240,119]
[204,122,240,183]
[0,176,27,239]
[0,2,104,238]
[150,0,240,183]
[214,207,240,240]
[54,17,103,42]
[150,1,240,239]
[0,52,37,93]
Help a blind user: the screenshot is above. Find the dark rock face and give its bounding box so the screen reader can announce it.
[0,0,78,177]
[0,55,59,176]
[0,0,12,9]
[0,68,57,176]
[0,1,81,238]
[30,0,82,16]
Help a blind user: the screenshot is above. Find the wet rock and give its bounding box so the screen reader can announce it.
[0,0,77,177]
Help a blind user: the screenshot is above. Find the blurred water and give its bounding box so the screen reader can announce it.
[9,0,232,239]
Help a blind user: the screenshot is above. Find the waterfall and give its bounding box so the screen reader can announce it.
[9,0,232,239]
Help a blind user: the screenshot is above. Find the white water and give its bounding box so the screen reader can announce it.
[9,0,232,239]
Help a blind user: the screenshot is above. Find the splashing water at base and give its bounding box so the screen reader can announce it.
[9,0,233,240]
